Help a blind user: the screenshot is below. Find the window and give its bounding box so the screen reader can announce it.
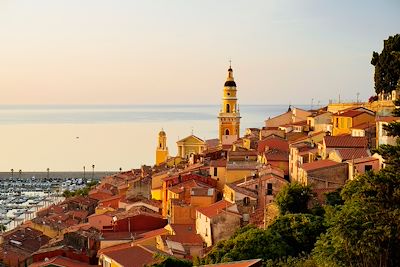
[335,118,339,127]
[213,167,217,176]
[230,192,234,201]
[226,104,230,113]
[225,129,230,135]
[266,183,273,195]
[243,197,250,206]
[365,165,373,172]
[255,184,258,190]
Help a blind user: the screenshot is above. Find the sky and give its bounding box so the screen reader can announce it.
[0,0,399,105]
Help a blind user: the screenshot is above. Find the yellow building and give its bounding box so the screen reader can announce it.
[332,109,375,136]
[176,134,206,159]
[155,129,169,166]
[218,64,241,144]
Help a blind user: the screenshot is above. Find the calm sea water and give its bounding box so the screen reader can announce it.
[0,105,296,172]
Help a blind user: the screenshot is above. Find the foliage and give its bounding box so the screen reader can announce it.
[324,188,344,206]
[62,180,98,198]
[201,214,325,265]
[371,34,400,94]
[265,254,318,267]
[147,254,192,267]
[0,224,6,232]
[275,183,313,214]
[368,95,379,102]
[313,170,400,267]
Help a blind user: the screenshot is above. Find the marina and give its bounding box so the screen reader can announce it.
[0,175,95,231]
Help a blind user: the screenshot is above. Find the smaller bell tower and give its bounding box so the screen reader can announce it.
[155,129,168,165]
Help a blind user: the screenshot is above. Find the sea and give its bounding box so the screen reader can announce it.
[0,104,307,173]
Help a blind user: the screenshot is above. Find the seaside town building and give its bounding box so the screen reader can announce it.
[218,64,241,144]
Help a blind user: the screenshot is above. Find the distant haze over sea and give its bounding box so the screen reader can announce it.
[0,104,311,172]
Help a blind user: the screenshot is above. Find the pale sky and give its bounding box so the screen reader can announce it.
[0,0,399,105]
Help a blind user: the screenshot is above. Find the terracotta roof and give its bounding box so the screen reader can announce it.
[257,136,289,153]
[168,224,203,244]
[114,206,163,220]
[102,244,159,267]
[210,159,227,167]
[264,149,289,161]
[351,122,375,130]
[324,135,368,148]
[225,183,258,199]
[200,259,262,267]
[98,228,169,255]
[376,116,400,122]
[333,148,370,161]
[334,110,366,117]
[196,200,238,218]
[29,256,92,267]
[206,138,220,148]
[301,159,342,172]
[348,156,379,164]
[168,179,211,194]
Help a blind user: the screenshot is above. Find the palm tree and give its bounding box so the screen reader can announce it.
[46,168,50,179]
[92,164,95,180]
[10,169,14,179]
[83,166,86,179]
[119,167,122,173]
[18,169,22,179]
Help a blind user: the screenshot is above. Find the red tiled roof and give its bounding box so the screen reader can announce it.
[29,256,92,267]
[334,110,365,117]
[196,200,237,218]
[168,224,203,244]
[324,135,368,148]
[257,136,289,153]
[333,148,370,161]
[351,122,375,130]
[98,228,169,255]
[376,116,400,122]
[264,149,289,161]
[102,245,158,267]
[210,159,227,167]
[301,159,341,172]
[168,179,211,194]
[349,156,379,164]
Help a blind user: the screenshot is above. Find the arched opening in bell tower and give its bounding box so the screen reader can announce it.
[226,104,230,113]
[225,129,230,135]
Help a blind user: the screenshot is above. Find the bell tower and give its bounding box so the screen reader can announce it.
[155,129,168,165]
[218,63,241,143]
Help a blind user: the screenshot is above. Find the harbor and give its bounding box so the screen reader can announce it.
[0,172,109,232]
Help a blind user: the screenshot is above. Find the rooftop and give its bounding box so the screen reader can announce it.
[324,135,368,148]
[301,159,342,172]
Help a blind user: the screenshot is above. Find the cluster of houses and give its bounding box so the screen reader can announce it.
[0,67,398,267]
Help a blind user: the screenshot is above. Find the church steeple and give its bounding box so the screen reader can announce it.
[218,63,241,143]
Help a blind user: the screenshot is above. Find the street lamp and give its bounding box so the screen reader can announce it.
[46,168,50,180]
[92,164,95,180]
[83,166,86,180]
[18,169,22,179]
[10,169,14,179]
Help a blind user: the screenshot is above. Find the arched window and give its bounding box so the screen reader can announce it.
[226,104,230,113]
[225,129,230,135]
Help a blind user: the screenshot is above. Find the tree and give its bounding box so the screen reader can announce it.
[313,170,400,267]
[201,214,325,265]
[275,183,313,214]
[371,34,400,94]
[374,98,400,170]
[147,255,192,267]
[0,224,6,233]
